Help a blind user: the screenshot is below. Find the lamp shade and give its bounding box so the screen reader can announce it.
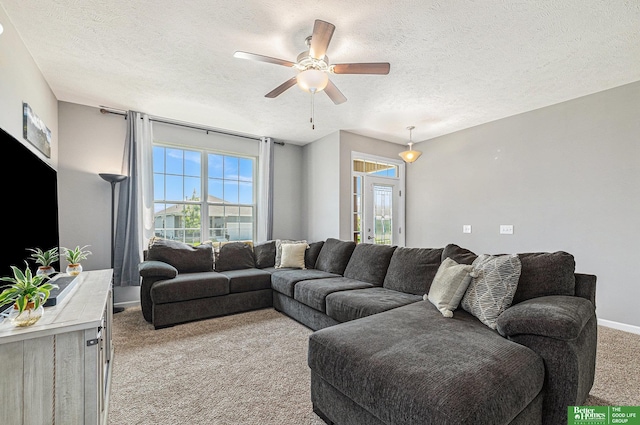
[399,143,422,163]
[297,69,329,93]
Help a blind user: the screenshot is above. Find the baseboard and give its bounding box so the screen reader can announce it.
[114,300,141,309]
[598,318,640,335]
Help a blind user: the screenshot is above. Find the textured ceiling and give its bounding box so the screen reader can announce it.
[1,0,639,145]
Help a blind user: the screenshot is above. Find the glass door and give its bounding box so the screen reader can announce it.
[363,176,400,245]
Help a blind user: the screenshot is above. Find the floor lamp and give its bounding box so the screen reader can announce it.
[99,173,128,314]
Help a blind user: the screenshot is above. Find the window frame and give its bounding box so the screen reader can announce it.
[152,142,257,244]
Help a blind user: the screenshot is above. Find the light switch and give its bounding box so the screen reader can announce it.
[500,225,514,235]
[463,225,472,234]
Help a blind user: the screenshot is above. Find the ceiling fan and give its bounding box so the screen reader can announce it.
[233,19,390,106]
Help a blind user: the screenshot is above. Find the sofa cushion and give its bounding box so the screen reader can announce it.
[150,272,229,304]
[253,240,276,269]
[513,251,576,304]
[343,244,396,285]
[314,238,356,275]
[426,257,475,318]
[294,277,374,312]
[270,269,342,298]
[441,243,478,265]
[305,241,325,269]
[277,242,309,269]
[146,238,214,273]
[325,287,422,323]
[308,301,544,425]
[218,268,272,293]
[461,254,522,330]
[383,247,443,295]
[214,242,256,272]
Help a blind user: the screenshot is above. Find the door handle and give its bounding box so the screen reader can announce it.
[367,236,373,240]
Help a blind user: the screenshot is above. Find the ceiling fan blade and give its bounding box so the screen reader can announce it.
[309,20,335,59]
[233,51,295,68]
[265,77,298,98]
[332,63,391,75]
[324,79,347,105]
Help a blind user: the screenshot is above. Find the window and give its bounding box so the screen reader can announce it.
[153,146,255,244]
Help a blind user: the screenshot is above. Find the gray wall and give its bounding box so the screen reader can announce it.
[406,81,640,329]
[58,103,304,304]
[0,5,58,168]
[302,131,341,241]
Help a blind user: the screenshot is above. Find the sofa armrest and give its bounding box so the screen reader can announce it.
[496,295,595,341]
[496,295,597,425]
[139,260,178,279]
[574,273,596,308]
[138,261,178,323]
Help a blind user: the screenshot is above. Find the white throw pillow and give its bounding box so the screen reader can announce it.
[277,242,309,269]
[275,239,307,267]
[425,257,476,318]
[461,254,522,329]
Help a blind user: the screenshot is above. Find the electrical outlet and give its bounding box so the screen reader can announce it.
[500,225,514,235]
[463,225,472,234]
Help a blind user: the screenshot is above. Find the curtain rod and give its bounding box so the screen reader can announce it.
[99,107,284,145]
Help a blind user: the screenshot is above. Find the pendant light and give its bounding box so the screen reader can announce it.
[399,126,422,163]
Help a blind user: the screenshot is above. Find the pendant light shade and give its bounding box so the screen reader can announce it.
[297,69,329,93]
[399,126,422,163]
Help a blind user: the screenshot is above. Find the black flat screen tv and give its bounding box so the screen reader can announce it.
[1,126,60,288]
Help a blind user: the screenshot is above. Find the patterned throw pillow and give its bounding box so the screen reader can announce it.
[461,254,522,329]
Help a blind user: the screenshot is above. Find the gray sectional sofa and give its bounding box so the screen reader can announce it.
[138,237,597,425]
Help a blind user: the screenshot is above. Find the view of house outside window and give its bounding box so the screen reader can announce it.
[153,145,255,244]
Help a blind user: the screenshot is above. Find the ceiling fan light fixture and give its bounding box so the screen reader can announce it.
[297,68,329,93]
[399,126,422,163]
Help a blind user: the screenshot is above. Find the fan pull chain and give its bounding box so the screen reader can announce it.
[310,92,315,130]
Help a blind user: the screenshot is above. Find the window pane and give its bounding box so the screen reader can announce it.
[153,146,165,173]
[239,181,253,204]
[153,173,165,201]
[239,158,253,182]
[166,175,184,201]
[184,150,201,177]
[166,148,183,175]
[224,181,239,203]
[209,178,224,202]
[184,176,201,200]
[224,156,239,179]
[208,154,224,179]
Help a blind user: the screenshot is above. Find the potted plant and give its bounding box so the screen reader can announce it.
[0,264,58,326]
[27,247,59,276]
[62,245,92,276]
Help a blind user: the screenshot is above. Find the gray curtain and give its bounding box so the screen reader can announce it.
[257,137,274,242]
[113,111,154,286]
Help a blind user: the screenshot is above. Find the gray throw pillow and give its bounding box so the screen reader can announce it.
[254,240,276,269]
[426,257,475,317]
[461,254,522,330]
[146,238,213,273]
[215,242,256,272]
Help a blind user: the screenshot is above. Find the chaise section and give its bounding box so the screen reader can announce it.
[325,287,422,323]
[294,277,374,312]
[309,301,545,425]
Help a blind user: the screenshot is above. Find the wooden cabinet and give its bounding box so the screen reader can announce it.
[0,269,114,425]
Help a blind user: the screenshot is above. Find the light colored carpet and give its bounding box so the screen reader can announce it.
[108,307,639,424]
